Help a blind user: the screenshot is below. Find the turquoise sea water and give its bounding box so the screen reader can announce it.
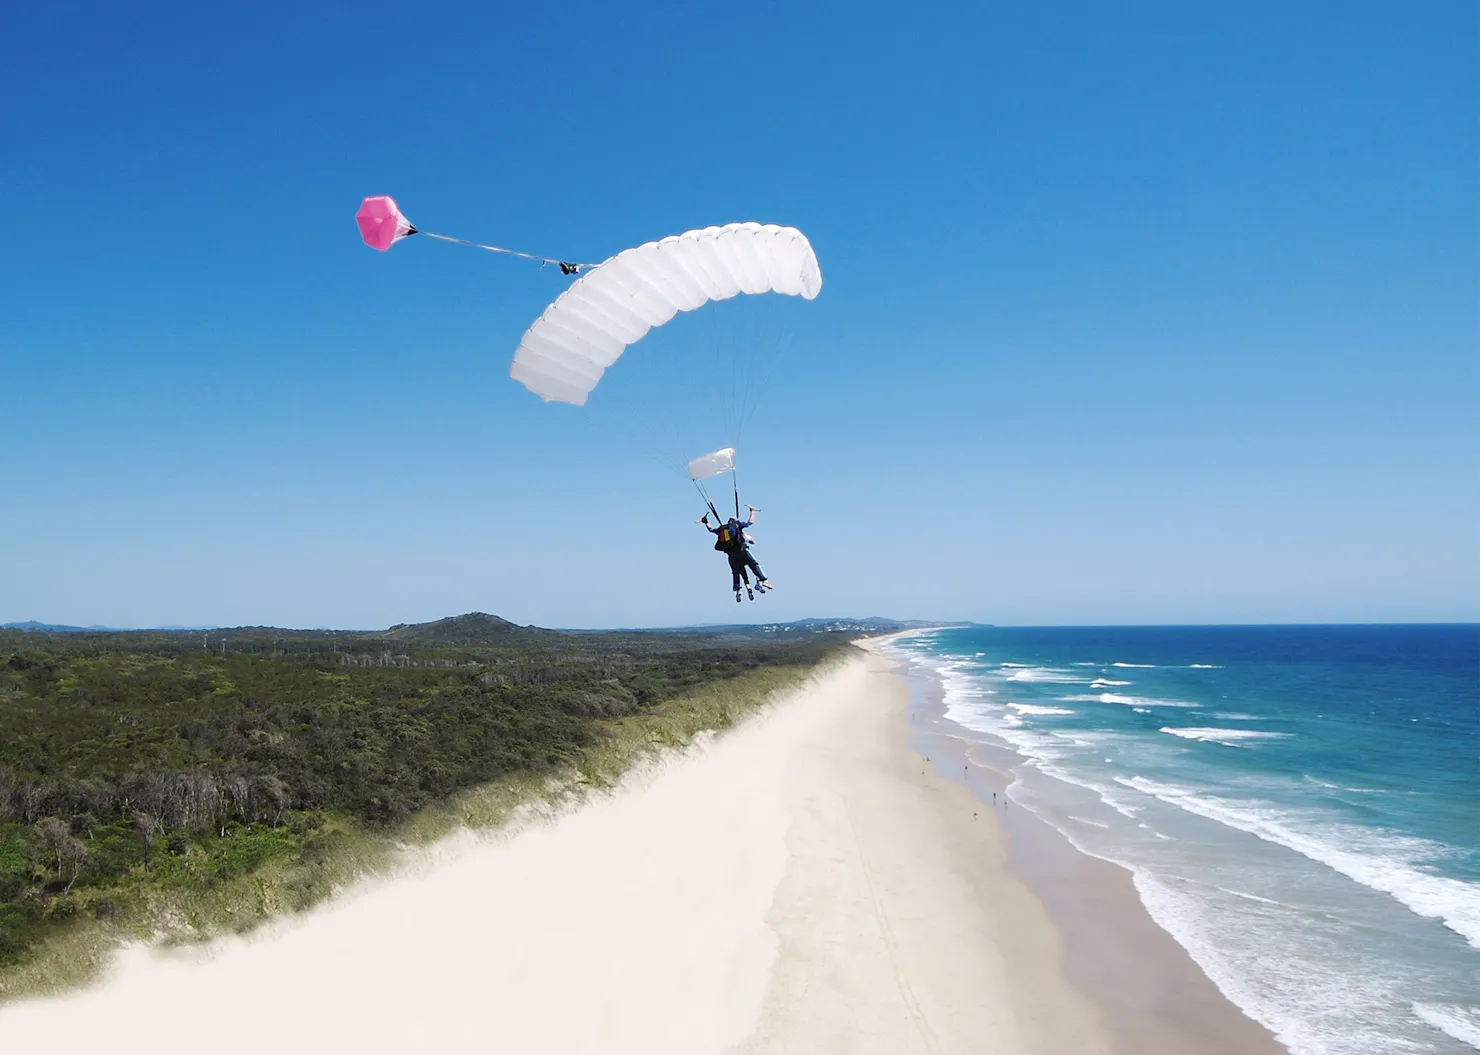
[883,625,1479,1054]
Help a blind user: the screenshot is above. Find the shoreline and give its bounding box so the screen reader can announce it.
[862,632,1285,1054]
[738,646,1112,1053]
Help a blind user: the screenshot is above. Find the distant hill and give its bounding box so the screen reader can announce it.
[1,620,119,633]
[379,612,553,646]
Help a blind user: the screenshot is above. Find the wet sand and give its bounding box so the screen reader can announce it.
[868,635,1286,1055]
[737,648,1111,1054]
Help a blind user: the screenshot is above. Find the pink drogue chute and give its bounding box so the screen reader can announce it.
[356,195,416,251]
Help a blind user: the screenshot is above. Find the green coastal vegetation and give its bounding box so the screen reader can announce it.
[0,612,856,997]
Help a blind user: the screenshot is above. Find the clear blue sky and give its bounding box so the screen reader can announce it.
[3,1,1476,630]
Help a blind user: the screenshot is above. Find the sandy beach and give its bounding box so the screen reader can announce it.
[879,635,1286,1055]
[0,643,1277,1053]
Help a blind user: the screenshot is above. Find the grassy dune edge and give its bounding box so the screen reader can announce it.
[0,657,838,1002]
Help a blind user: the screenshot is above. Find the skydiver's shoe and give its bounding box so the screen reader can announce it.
[746,586,755,600]
[735,590,743,603]
[758,579,773,591]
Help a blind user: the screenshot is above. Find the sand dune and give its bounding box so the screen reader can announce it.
[0,648,1109,1054]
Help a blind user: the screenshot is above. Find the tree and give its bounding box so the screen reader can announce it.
[33,818,69,882]
[133,812,160,874]
[59,837,87,893]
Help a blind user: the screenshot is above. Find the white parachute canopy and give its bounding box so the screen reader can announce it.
[688,447,736,482]
[509,222,822,406]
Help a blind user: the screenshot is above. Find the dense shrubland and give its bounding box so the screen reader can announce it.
[0,618,838,968]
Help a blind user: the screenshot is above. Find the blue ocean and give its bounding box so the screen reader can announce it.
[883,625,1479,1055]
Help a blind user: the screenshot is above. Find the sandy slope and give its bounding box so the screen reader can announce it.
[0,649,1107,1053]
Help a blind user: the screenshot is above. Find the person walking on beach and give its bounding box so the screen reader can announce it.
[701,506,770,601]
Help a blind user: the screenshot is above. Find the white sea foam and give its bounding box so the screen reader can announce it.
[1001,667,1089,684]
[1059,692,1199,708]
[998,662,1032,668]
[1299,775,1397,796]
[1130,871,1424,1055]
[1112,662,1157,668]
[936,674,1126,778]
[1213,886,1285,907]
[906,639,1480,1055]
[1159,727,1292,747]
[1069,816,1110,829]
[1303,776,1343,790]
[1188,664,1223,669]
[1050,731,1120,748]
[1090,678,1130,687]
[1008,703,1076,716]
[1118,776,1480,949]
[1412,1003,1480,1050]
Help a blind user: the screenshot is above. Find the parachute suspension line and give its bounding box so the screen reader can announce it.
[628,441,690,482]
[735,324,796,452]
[413,230,593,274]
[693,478,721,523]
[733,469,741,521]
